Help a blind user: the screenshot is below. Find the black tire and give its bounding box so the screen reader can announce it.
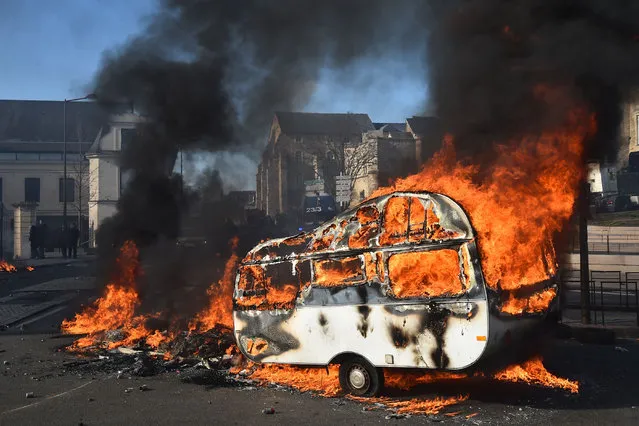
[338,356,384,397]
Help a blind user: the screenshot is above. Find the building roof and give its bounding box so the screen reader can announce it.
[0,141,93,153]
[0,99,110,144]
[373,122,405,132]
[274,112,374,136]
[406,116,441,137]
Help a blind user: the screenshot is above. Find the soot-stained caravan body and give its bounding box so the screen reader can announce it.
[232,192,557,396]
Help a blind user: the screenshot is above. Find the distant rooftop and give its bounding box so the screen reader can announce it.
[0,99,116,144]
[274,112,374,136]
[406,116,441,137]
[372,122,405,132]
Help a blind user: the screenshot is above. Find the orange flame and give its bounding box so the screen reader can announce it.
[351,394,469,416]
[190,237,240,331]
[0,260,17,273]
[372,106,595,313]
[501,288,558,315]
[384,370,468,390]
[388,249,465,298]
[247,365,468,415]
[248,364,341,397]
[313,256,363,286]
[61,241,144,348]
[494,355,579,393]
[26,266,35,272]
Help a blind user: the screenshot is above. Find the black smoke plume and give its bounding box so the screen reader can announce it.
[91,0,427,320]
[90,0,639,324]
[426,0,639,163]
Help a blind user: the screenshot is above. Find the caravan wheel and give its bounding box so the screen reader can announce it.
[339,356,383,397]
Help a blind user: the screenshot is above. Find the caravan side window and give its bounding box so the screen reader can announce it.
[387,248,466,299]
[312,256,365,287]
[348,204,381,249]
[380,196,429,245]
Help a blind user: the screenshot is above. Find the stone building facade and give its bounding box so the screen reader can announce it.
[256,112,443,219]
[619,90,639,167]
[256,112,375,218]
[349,117,443,206]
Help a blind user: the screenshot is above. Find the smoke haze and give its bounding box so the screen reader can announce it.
[90,0,639,321]
[427,0,639,162]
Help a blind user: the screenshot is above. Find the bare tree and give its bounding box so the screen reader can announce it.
[343,136,377,190]
[67,155,96,245]
[297,134,378,206]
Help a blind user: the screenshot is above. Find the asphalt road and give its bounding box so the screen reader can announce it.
[0,335,638,425]
[1,262,639,424]
[0,260,98,333]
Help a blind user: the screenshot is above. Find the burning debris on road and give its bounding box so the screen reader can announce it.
[0,260,35,274]
[58,228,579,417]
[0,260,17,273]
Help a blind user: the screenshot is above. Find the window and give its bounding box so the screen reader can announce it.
[348,204,380,249]
[40,153,62,161]
[24,178,40,202]
[313,256,365,286]
[379,197,409,245]
[120,128,137,151]
[66,154,84,162]
[59,178,75,202]
[236,262,300,309]
[0,153,16,161]
[295,151,302,162]
[388,249,465,298]
[16,153,40,161]
[379,196,428,245]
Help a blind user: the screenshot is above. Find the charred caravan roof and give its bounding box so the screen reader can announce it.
[243,192,474,263]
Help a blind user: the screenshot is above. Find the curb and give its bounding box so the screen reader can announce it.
[555,323,639,343]
[14,257,96,271]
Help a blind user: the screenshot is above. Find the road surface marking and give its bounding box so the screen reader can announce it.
[0,380,94,416]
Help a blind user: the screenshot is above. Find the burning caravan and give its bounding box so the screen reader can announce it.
[233,192,557,396]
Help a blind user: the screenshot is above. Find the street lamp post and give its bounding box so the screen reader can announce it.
[63,94,96,232]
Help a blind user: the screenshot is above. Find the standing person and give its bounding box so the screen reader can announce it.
[29,223,38,259]
[67,222,80,259]
[37,220,47,259]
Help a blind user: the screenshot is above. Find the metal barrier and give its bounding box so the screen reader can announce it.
[570,233,639,253]
[560,269,639,326]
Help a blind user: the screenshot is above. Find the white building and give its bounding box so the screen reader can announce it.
[587,162,617,195]
[0,100,108,257]
[86,113,141,247]
[0,99,138,256]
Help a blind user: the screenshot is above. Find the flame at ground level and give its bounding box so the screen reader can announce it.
[189,237,240,331]
[350,394,469,416]
[242,355,578,415]
[0,260,17,273]
[60,241,171,351]
[494,355,579,393]
[248,364,342,397]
